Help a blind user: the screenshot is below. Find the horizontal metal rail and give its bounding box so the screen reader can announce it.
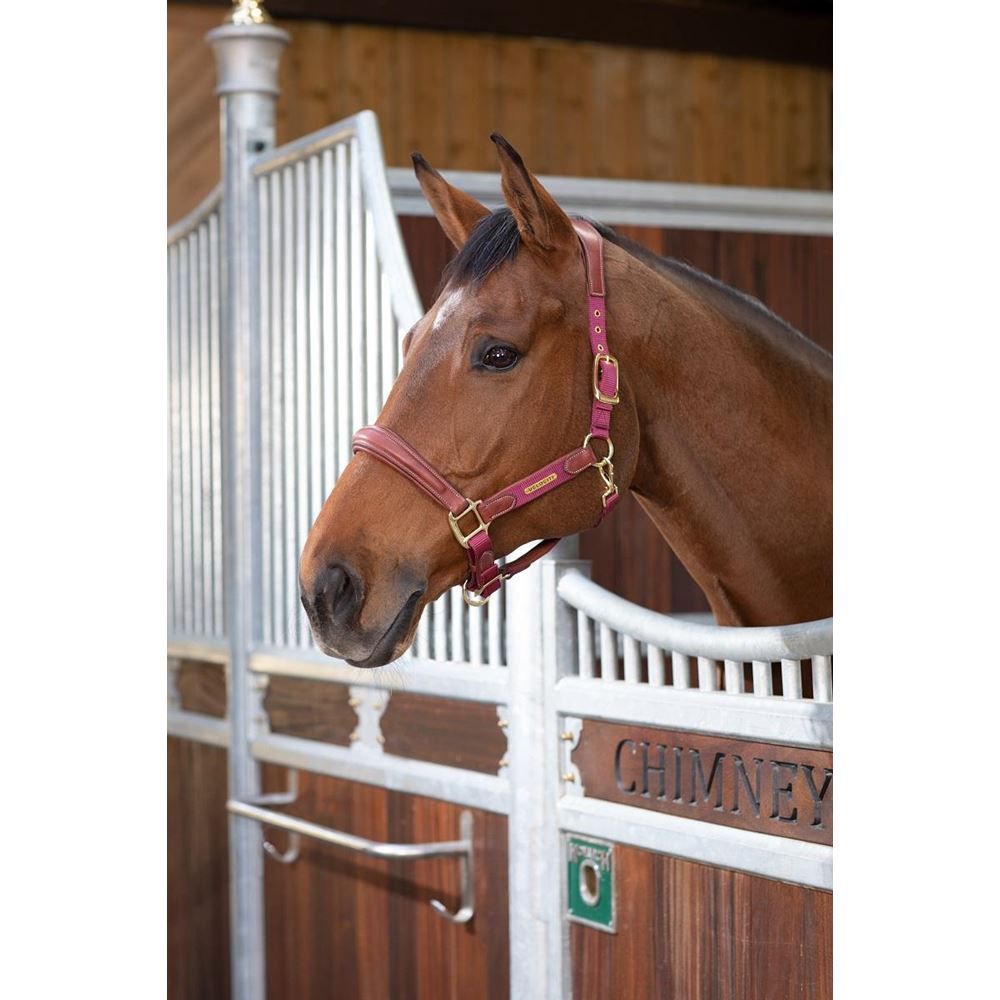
[251,732,510,814]
[556,676,832,748]
[559,796,831,891]
[249,647,510,703]
[558,570,832,661]
[387,168,833,236]
[168,639,230,665]
[228,799,475,922]
[167,708,230,748]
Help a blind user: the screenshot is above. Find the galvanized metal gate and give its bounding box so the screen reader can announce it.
[168,12,832,1000]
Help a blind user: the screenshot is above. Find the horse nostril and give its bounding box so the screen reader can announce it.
[312,561,360,623]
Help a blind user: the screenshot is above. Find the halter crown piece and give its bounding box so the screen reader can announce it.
[353,219,622,606]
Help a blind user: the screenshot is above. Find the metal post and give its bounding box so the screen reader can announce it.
[506,536,579,1000]
[207,4,289,999]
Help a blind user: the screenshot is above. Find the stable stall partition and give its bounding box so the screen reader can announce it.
[168,10,832,1000]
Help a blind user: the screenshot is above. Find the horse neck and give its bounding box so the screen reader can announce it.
[608,245,833,626]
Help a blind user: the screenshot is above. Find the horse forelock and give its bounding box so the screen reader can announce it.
[440,209,522,292]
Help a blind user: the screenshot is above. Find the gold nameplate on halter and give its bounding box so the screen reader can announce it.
[524,472,557,495]
[593,354,620,405]
[448,498,489,549]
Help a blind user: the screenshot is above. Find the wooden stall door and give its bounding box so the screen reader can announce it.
[260,768,510,1000]
[571,848,832,1000]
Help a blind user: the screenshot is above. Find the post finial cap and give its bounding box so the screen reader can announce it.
[227,1,273,25]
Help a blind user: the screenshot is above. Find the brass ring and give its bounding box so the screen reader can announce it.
[582,433,614,463]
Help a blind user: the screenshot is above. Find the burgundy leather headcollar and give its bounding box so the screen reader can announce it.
[352,219,621,606]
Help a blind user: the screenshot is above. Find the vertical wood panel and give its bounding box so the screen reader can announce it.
[167,737,231,1000]
[571,845,832,1000]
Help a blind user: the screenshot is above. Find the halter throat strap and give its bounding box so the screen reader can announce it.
[351,219,621,606]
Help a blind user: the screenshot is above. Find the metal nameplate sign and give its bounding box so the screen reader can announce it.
[567,836,615,932]
[573,722,833,845]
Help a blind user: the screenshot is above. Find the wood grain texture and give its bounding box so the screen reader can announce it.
[176,660,227,718]
[380,693,507,774]
[571,844,832,1000]
[168,4,833,223]
[265,676,358,746]
[173,1,832,69]
[261,767,509,1000]
[167,737,231,1000]
[573,722,833,844]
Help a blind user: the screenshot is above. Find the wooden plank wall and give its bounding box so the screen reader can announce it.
[571,844,832,1000]
[167,738,231,999]
[168,3,832,223]
[398,215,832,615]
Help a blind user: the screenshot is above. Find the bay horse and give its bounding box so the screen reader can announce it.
[300,134,832,668]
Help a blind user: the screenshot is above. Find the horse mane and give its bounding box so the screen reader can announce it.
[443,208,829,360]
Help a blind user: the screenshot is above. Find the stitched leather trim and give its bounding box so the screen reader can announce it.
[563,447,594,475]
[572,220,605,297]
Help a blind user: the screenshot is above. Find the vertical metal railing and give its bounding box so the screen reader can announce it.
[167,189,226,646]
[246,112,509,668]
[251,119,423,653]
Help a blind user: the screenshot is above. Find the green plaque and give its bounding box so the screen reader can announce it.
[566,836,615,932]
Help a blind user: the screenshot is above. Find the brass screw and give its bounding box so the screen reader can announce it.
[497,718,509,729]
[560,731,575,741]
[562,772,577,783]
[349,732,360,742]
[498,756,509,769]
[376,734,385,745]
[347,697,361,708]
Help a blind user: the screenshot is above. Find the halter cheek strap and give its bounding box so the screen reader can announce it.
[352,219,621,606]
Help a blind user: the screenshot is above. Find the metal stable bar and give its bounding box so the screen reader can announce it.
[227,799,475,923]
[558,569,833,663]
[559,795,832,891]
[556,675,833,748]
[647,645,665,686]
[209,211,225,638]
[206,13,290,1000]
[257,178,273,647]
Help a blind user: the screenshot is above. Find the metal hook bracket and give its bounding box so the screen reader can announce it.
[429,810,475,924]
[244,769,301,864]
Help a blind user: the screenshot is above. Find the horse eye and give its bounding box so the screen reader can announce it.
[481,344,519,371]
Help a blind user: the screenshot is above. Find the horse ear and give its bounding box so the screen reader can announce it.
[490,133,576,253]
[412,152,490,249]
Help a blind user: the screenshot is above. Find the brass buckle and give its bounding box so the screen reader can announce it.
[592,354,620,405]
[448,498,488,549]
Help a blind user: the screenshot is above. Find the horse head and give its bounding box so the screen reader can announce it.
[299,135,639,666]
